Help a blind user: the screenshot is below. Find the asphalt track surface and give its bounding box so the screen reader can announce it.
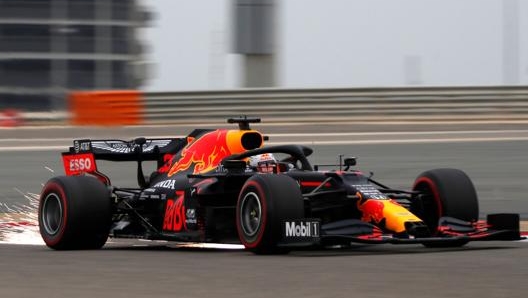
[1,122,528,298]
[0,241,527,298]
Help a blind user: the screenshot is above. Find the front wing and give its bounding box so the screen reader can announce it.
[279,214,523,247]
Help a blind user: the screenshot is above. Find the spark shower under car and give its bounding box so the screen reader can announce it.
[0,192,42,245]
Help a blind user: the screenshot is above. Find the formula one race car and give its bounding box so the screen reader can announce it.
[38,117,522,254]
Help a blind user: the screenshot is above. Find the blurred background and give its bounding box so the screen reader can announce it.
[0,0,151,112]
[144,0,527,91]
[0,0,526,117]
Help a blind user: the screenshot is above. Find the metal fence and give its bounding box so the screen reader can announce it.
[142,86,528,124]
[16,85,528,125]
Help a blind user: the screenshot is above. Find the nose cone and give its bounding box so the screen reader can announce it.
[359,199,424,233]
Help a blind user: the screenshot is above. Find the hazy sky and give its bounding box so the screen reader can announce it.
[142,0,526,91]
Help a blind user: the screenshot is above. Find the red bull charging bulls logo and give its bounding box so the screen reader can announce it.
[357,193,424,233]
[167,130,230,176]
[358,197,386,224]
[165,129,260,176]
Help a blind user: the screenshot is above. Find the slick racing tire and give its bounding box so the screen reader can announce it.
[236,174,304,254]
[39,175,112,250]
[412,168,479,247]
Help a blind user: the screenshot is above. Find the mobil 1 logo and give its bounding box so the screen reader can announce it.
[283,219,321,243]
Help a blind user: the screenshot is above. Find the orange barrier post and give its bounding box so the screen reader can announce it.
[69,90,143,126]
[0,109,22,127]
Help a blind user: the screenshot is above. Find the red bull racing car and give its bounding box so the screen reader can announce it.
[38,117,522,254]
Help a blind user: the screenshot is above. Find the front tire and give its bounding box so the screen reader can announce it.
[39,175,112,250]
[412,168,479,247]
[236,175,304,254]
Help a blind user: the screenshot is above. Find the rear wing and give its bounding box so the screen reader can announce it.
[61,138,186,177]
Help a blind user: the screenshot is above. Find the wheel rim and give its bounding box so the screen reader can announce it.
[41,193,63,235]
[240,192,262,237]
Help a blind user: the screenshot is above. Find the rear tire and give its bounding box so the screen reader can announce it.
[412,168,479,247]
[39,175,112,250]
[236,174,304,254]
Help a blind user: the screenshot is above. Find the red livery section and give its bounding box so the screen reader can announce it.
[163,191,186,232]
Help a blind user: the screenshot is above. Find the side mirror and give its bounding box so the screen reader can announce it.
[344,157,357,167]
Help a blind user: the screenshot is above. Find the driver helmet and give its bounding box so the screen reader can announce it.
[248,153,278,173]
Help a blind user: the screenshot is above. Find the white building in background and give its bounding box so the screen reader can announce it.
[0,0,150,110]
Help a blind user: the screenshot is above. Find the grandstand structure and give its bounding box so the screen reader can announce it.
[0,0,150,110]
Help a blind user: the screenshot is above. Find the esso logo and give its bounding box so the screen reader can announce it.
[62,153,96,175]
[69,158,92,172]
